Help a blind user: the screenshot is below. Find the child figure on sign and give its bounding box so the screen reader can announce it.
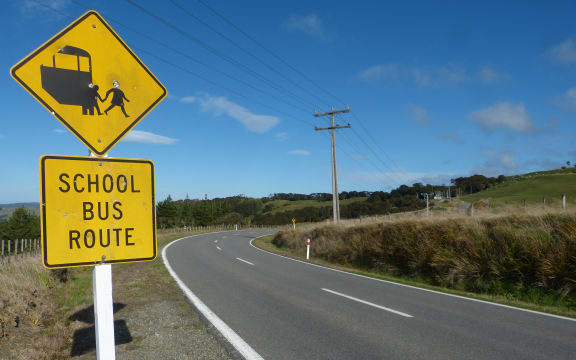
[103,80,130,117]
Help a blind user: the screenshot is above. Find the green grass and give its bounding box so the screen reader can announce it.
[461,170,576,209]
[262,197,367,215]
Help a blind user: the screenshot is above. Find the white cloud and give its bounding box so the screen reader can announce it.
[123,130,178,144]
[468,102,534,134]
[52,128,66,134]
[192,94,280,133]
[555,87,576,112]
[474,151,518,176]
[283,14,326,39]
[275,132,289,141]
[358,64,401,82]
[351,154,370,160]
[358,63,469,86]
[20,0,70,18]
[346,171,454,187]
[437,133,466,144]
[546,38,576,64]
[406,104,430,126]
[358,63,503,86]
[179,96,196,103]
[288,149,310,156]
[479,66,503,84]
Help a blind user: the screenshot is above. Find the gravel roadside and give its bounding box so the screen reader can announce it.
[73,232,236,360]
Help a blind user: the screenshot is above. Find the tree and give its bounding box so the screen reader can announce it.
[567,161,571,167]
[157,195,180,228]
[5,207,40,239]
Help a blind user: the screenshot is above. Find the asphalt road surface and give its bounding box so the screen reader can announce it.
[165,230,576,360]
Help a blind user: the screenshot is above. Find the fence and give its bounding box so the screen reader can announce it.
[159,224,275,234]
[0,239,41,261]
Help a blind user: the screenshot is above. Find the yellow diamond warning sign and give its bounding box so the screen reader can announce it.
[11,11,166,156]
[40,155,156,268]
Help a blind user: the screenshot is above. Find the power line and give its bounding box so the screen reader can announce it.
[170,0,332,109]
[190,0,414,186]
[125,0,319,110]
[28,1,315,129]
[35,0,411,191]
[350,111,413,184]
[195,0,348,108]
[69,0,311,114]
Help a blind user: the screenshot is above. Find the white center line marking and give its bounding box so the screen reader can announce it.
[236,257,254,266]
[322,288,413,318]
[216,246,222,251]
[214,240,218,243]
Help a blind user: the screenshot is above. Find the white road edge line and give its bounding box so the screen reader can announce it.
[322,288,413,318]
[216,246,222,251]
[163,232,264,360]
[236,257,254,266]
[249,235,576,323]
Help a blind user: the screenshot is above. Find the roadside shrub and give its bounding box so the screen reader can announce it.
[272,214,576,305]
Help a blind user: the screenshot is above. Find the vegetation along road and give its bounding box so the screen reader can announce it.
[164,230,576,360]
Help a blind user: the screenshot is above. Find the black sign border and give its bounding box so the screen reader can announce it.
[11,11,167,156]
[40,155,157,268]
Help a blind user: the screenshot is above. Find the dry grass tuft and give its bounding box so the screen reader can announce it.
[274,210,576,308]
[0,255,71,359]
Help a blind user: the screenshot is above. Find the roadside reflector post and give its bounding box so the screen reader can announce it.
[235,224,238,231]
[292,218,296,230]
[562,194,566,209]
[306,239,311,260]
[93,260,115,360]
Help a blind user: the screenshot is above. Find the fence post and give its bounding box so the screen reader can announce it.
[524,199,526,209]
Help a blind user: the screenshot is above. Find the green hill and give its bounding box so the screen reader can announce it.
[261,197,367,215]
[0,203,40,221]
[460,168,576,209]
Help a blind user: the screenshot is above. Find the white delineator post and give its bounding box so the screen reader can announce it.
[306,239,311,260]
[91,151,116,360]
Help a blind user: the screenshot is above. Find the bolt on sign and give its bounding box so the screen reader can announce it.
[11,11,166,155]
[40,155,156,268]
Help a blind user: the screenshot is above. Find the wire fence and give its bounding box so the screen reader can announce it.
[0,239,42,262]
[158,224,276,234]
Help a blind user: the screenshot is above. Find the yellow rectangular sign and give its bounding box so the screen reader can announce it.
[40,155,156,268]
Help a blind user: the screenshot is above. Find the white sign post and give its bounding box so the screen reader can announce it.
[306,239,311,260]
[93,262,115,360]
[90,152,116,360]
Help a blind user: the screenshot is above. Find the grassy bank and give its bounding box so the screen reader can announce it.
[0,229,228,359]
[262,213,576,317]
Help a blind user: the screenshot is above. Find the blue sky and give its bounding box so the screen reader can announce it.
[1,0,576,203]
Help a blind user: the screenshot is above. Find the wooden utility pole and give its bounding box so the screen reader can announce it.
[314,106,351,224]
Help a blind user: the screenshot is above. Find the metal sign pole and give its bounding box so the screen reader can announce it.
[90,152,116,360]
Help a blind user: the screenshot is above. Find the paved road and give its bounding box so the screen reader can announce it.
[165,230,576,360]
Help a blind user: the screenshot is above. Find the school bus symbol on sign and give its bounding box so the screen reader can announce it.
[40,155,156,268]
[11,11,166,156]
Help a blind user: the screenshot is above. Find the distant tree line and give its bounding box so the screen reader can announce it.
[451,174,507,195]
[0,207,41,240]
[263,191,372,202]
[157,186,431,227]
